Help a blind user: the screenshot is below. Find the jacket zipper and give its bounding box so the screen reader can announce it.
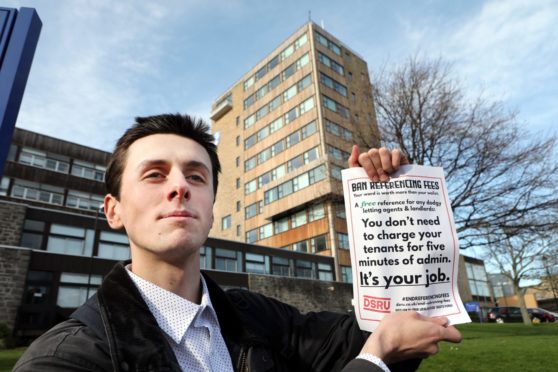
[238,348,249,372]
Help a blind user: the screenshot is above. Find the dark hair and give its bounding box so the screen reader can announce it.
[105,114,220,198]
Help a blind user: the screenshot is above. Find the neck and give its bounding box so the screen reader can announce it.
[129,249,202,304]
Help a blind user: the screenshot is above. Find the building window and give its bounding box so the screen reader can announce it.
[318,262,334,281]
[336,203,346,219]
[264,165,326,205]
[291,210,307,228]
[325,119,353,141]
[0,177,9,196]
[66,190,104,211]
[338,233,350,250]
[236,224,241,237]
[18,147,70,173]
[47,224,94,257]
[11,180,64,205]
[236,178,240,189]
[296,260,314,278]
[57,272,102,308]
[236,116,240,126]
[71,160,105,182]
[331,164,343,180]
[97,231,129,260]
[341,266,353,283]
[21,219,45,250]
[309,204,325,222]
[222,215,232,230]
[320,72,348,97]
[293,241,309,253]
[272,257,291,276]
[236,157,240,167]
[311,235,328,253]
[246,229,258,244]
[236,135,240,146]
[244,180,257,195]
[318,52,344,75]
[245,253,268,274]
[259,223,273,240]
[215,248,239,272]
[200,246,212,269]
[315,31,341,55]
[274,218,289,234]
[236,201,241,212]
[322,95,349,118]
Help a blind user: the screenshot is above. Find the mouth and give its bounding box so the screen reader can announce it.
[159,210,196,220]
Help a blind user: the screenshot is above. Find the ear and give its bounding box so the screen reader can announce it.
[104,194,124,229]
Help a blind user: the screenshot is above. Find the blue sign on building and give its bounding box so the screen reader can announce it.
[465,301,480,313]
[0,7,42,177]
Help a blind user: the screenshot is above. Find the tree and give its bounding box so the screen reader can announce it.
[485,230,551,325]
[368,56,558,249]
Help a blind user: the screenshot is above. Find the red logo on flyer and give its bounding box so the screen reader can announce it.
[363,295,391,313]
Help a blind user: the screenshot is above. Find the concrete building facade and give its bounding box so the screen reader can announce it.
[210,22,380,281]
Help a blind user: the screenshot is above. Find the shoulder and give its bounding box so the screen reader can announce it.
[14,318,111,372]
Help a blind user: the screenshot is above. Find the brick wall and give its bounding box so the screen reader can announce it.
[0,246,31,330]
[249,274,354,314]
[0,201,26,246]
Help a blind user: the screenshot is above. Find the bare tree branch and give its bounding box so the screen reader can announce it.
[365,56,558,249]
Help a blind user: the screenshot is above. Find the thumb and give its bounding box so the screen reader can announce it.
[348,145,360,167]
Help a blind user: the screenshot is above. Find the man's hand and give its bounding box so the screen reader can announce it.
[360,311,462,364]
[348,145,409,182]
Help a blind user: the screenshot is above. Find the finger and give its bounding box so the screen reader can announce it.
[391,149,409,170]
[379,147,395,175]
[431,316,449,327]
[348,145,360,168]
[359,152,380,181]
[368,148,386,182]
[440,326,462,343]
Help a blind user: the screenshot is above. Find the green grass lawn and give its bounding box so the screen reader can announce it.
[0,347,25,372]
[1,324,557,371]
[419,323,558,371]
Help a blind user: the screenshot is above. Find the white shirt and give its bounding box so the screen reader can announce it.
[126,266,234,372]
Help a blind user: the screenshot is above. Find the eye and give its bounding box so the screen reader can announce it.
[145,171,165,179]
[186,174,205,183]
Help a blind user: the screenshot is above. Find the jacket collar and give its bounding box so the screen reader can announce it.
[84,261,264,371]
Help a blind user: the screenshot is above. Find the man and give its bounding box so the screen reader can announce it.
[15,114,461,371]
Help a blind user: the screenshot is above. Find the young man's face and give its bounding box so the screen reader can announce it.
[104,134,215,261]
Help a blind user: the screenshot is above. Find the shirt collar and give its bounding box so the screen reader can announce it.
[125,264,220,344]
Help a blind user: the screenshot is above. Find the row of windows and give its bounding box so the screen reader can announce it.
[18,147,106,181]
[244,32,308,91]
[244,74,313,129]
[200,245,333,281]
[245,119,317,178]
[246,204,326,243]
[264,164,326,205]
[320,72,348,97]
[315,31,341,56]
[21,220,130,260]
[325,119,353,142]
[292,234,328,254]
[8,179,104,211]
[327,144,351,162]
[244,53,310,110]
[318,51,344,76]
[322,95,350,119]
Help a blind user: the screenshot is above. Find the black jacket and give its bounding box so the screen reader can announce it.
[14,262,420,371]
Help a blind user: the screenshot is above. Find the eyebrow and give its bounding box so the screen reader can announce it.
[136,159,211,174]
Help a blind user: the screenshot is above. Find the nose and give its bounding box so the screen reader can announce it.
[167,172,190,201]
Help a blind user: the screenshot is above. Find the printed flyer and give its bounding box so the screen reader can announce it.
[342,165,471,332]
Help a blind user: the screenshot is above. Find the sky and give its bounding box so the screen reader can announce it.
[4,0,558,151]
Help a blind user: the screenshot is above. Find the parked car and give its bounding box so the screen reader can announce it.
[487,307,524,323]
[528,308,557,323]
